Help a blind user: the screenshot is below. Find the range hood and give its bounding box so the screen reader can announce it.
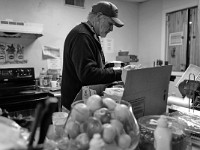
[0,20,43,38]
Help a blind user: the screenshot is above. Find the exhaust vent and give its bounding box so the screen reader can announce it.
[0,20,43,38]
[0,20,24,26]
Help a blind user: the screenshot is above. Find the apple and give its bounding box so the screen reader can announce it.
[124,119,134,134]
[71,103,90,123]
[102,97,117,110]
[86,117,103,138]
[86,94,102,113]
[65,119,80,139]
[117,133,132,149]
[93,107,111,124]
[80,122,88,133]
[110,119,124,136]
[114,103,130,122]
[102,123,116,144]
[76,133,90,150]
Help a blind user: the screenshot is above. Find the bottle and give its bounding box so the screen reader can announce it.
[154,115,172,150]
[39,68,46,87]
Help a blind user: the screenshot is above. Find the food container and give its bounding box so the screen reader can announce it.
[118,51,129,56]
[138,115,189,150]
[63,98,140,150]
[43,75,53,87]
[52,112,68,137]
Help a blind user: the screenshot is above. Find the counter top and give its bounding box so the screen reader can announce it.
[172,71,184,77]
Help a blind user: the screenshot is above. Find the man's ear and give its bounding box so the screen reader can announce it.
[96,12,103,18]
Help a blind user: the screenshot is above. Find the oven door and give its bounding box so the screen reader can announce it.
[0,92,48,117]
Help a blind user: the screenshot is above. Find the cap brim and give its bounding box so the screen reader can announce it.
[112,17,124,27]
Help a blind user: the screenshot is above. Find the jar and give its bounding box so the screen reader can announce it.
[43,75,52,87]
[64,99,140,150]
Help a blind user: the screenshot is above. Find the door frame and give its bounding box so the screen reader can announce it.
[160,3,197,66]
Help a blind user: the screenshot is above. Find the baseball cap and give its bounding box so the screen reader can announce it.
[92,1,124,27]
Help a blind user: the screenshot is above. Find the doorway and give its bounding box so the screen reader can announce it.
[165,6,199,71]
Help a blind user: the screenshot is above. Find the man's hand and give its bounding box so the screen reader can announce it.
[121,64,142,84]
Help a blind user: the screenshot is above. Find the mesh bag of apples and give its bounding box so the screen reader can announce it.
[61,94,140,150]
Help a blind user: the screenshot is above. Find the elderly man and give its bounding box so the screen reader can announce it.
[61,1,124,110]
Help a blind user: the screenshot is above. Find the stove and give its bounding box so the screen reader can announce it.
[0,67,48,117]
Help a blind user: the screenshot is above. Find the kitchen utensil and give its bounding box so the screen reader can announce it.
[37,97,58,144]
[28,103,43,147]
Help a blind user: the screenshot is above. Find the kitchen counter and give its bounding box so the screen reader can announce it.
[172,71,184,77]
[39,87,61,112]
[48,90,61,112]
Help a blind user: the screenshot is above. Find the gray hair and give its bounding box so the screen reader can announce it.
[87,11,98,22]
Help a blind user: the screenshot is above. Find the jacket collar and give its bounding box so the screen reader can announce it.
[81,22,105,65]
[82,21,100,44]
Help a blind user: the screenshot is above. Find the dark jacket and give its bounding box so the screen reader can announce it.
[61,22,121,109]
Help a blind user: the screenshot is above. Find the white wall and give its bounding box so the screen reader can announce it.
[1,0,198,78]
[138,0,198,67]
[0,0,138,77]
[138,0,163,67]
[137,0,199,96]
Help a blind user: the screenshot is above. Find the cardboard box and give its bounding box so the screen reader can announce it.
[122,65,172,119]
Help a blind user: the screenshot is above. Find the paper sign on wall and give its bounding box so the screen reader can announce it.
[42,46,60,59]
[47,58,61,70]
[101,38,114,53]
[169,32,183,46]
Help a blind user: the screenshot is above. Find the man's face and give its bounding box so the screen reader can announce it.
[98,15,114,38]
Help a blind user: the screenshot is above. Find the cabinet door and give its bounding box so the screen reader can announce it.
[166,9,188,71]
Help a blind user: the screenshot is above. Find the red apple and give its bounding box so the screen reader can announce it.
[75,133,90,150]
[86,95,102,113]
[65,119,80,139]
[71,103,90,123]
[114,103,130,123]
[102,123,116,144]
[102,97,117,110]
[94,107,111,124]
[86,117,102,138]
